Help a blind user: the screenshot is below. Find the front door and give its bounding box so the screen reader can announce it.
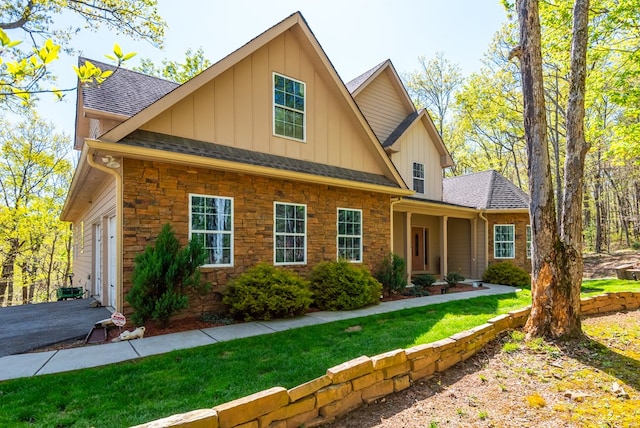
[411,227,429,271]
[107,216,116,308]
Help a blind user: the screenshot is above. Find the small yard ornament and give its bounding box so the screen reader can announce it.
[112,326,146,342]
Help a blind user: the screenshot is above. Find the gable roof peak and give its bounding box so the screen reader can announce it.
[345,59,390,94]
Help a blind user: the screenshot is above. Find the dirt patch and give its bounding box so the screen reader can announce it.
[583,250,640,279]
[322,310,640,428]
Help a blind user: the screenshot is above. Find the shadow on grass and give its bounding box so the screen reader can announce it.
[556,335,640,393]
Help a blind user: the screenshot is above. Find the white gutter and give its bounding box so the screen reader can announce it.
[86,147,123,312]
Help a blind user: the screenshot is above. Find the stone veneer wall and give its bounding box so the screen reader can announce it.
[486,212,532,273]
[133,292,640,428]
[121,158,391,318]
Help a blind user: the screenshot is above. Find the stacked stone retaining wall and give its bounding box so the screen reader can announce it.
[133,292,640,428]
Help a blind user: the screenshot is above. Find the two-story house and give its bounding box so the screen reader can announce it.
[62,12,530,317]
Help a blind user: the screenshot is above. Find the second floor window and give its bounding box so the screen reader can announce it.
[413,162,425,194]
[274,73,305,141]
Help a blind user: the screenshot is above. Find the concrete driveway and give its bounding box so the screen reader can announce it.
[0,298,111,357]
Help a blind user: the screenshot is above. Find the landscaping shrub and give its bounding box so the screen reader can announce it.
[310,259,382,310]
[223,263,312,321]
[412,273,437,288]
[444,272,465,287]
[374,253,407,296]
[482,261,531,287]
[126,223,209,327]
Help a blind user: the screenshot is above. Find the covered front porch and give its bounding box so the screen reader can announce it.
[392,199,487,280]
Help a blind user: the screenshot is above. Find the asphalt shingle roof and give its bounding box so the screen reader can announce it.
[383,111,420,148]
[120,130,400,188]
[442,170,529,210]
[80,57,179,117]
[345,60,387,94]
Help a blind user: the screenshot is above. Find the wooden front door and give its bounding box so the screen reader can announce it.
[411,227,428,271]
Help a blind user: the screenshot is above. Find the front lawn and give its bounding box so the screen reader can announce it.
[0,280,636,427]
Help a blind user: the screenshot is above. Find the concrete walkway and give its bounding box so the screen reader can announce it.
[0,283,518,382]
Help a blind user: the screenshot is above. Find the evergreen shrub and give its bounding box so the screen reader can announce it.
[126,223,209,327]
[223,263,312,321]
[374,253,407,296]
[482,261,531,287]
[310,259,381,310]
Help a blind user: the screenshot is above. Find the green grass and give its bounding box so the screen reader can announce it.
[580,278,640,296]
[0,279,635,427]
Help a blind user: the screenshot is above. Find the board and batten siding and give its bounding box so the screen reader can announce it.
[139,31,385,176]
[71,176,116,302]
[352,69,412,143]
[389,122,443,200]
[447,218,472,278]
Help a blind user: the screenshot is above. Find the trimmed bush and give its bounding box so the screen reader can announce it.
[374,253,407,296]
[444,272,465,287]
[310,259,381,310]
[126,223,209,327]
[223,263,312,321]
[482,261,531,287]
[412,273,437,288]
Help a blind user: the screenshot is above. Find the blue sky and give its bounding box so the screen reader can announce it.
[35,0,509,140]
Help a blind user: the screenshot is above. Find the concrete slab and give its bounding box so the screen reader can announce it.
[256,315,322,332]
[201,322,276,342]
[130,330,217,357]
[36,342,138,375]
[0,351,56,381]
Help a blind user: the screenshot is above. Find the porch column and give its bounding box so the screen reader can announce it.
[440,216,448,276]
[405,212,412,278]
[471,218,478,278]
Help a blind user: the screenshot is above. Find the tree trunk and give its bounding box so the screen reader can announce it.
[0,238,19,307]
[558,0,590,337]
[515,0,561,338]
[517,0,589,339]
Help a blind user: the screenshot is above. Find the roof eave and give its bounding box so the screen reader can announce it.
[86,138,414,197]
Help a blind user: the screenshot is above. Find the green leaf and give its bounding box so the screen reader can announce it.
[113,43,123,59]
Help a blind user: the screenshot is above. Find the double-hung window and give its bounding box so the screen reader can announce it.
[190,194,233,266]
[273,73,305,141]
[413,162,425,194]
[337,208,362,262]
[526,225,532,259]
[494,224,515,259]
[274,202,306,264]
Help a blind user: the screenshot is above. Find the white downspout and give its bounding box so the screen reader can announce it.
[87,148,123,312]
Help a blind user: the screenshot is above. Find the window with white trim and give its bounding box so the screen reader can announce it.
[413,162,425,194]
[526,225,532,259]
[337,208,362,262]
[273,73,305,141]
[274,202,306,264]
[494,224,515,259]
[190,194,233,266]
